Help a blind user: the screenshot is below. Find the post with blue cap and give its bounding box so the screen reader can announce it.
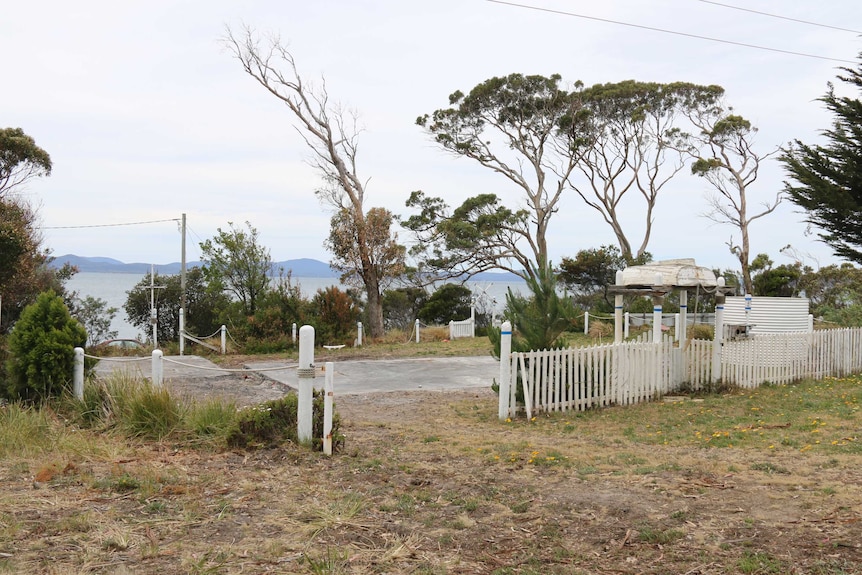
[498,320,512,420]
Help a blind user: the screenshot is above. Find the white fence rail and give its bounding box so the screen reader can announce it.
[500,327,862,419]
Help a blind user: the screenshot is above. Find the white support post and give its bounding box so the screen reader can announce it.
[415,319,420,343]
[356,322,363,347]
[674,313,680,342]
[614,270,623,344]
[584,311,589,335]
[744,293,752,336]
[152,349,164,388]
[292,322,297,344]
[323,361,334,456]
[652,274,663,343]
[498,321,512,420]
[624,312,630,339]
[220,325,227,354]
[712,278,726,384]
[73,347,85,400]
[178,308,184,356]
[449,320,454,340]
[679,289,688,343]
[297,325,315,446]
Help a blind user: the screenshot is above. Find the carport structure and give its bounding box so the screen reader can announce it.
[608,258,735,345]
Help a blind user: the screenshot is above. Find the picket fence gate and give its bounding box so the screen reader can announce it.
[501,327,862,419]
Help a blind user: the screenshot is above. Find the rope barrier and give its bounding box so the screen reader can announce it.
[83,354,149,363]
[161,356,299,374]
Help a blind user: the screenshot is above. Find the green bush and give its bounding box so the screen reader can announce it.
[227,391,342,451]
[687,324,714,341]
[5,291,87,401]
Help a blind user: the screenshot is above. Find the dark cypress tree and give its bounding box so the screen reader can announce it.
[781,55,862,264]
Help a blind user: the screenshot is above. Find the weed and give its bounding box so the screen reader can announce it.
[737,550,784,574]
[638,525,684,545]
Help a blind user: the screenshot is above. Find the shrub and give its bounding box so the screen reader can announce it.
[227,391,342,451]
[5,291,87,401]
[688,324,714,341]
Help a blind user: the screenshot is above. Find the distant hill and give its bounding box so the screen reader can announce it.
[50,254,523,282]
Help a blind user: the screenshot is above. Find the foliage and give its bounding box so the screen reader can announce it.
[411,73,586,281]
[244,270,309,342]
[0,127,52,197]
[199,221,272,316]
[70,295,118,346]
[688,110,781,294]
[750,255,803,297]
[557,245,651,311]
[125,267,228,344]
[418,283,472,325]
[382,287,428,330]
[326,206,406,291]
[0,196,73,333]
[687,323,714,341]
[5,291,86,401]
[781,55,862,264]
[226,391,341,452]
[491,266,577,356]
[312,286,361,345]
[571,80,725,260]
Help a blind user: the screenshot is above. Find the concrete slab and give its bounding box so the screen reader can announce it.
[244,356,499,395]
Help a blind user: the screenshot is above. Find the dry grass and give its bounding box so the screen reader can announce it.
[2,335,862,574]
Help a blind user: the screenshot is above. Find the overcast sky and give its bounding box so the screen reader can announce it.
[3,1,862,272]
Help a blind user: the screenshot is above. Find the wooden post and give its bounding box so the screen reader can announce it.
[679,289,688,343]
[712,278,726,384]
[415,319,420,343]
[356,322,363,347]
[220,325,226,354]
[297,325,315,446]
[614,271,623,344]
[498,321,512,420]
[323,361,334,456]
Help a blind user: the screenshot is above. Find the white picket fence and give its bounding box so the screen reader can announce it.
[500,327,862,418]
[449,318,475,339]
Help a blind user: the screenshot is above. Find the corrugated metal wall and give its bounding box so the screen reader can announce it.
[724,296,811,334]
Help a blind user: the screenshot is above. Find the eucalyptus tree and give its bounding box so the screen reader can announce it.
[224,26,402,338]
[569,80,725,261]
[410,73,587,281]
[0,127,52,197]
[781,55,862,264]
[687,112,781,294]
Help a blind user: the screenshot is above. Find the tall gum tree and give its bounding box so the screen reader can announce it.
[410,73,587,281]
[224,27,402,338]
[687,111,781,295]
[570,81,724,261]
[781,54,862,264]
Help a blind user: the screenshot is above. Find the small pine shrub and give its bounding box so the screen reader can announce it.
[5,291,87,402]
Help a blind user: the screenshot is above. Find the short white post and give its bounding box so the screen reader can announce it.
[584,311,589,335]
[220,325,227,354]
[624,312,630,338]
[356,321,363,347]
[679,289,688,342]
[498,321,512,420]
[151,307,158,350]
[297,325,315,446]
[323,361,334,456]
[152,349,164,388]
[178,308,184,356]
[449,320,454,340]
[73,347,85,400]
[292,322,297,344]
[674,313,680,342]
[415,319,420,343]
[808,314,814,332]
[614,270,623,344]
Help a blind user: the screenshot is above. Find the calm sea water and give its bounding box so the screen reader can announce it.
[65,272,525,341]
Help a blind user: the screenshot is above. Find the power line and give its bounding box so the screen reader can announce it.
[40,217,181,230]
[697,0,862,35]
[485,0,859,64]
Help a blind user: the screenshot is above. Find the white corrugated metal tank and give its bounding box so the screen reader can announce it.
[724,296,811,334]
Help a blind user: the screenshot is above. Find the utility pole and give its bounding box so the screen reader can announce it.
[149,264,166,348]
